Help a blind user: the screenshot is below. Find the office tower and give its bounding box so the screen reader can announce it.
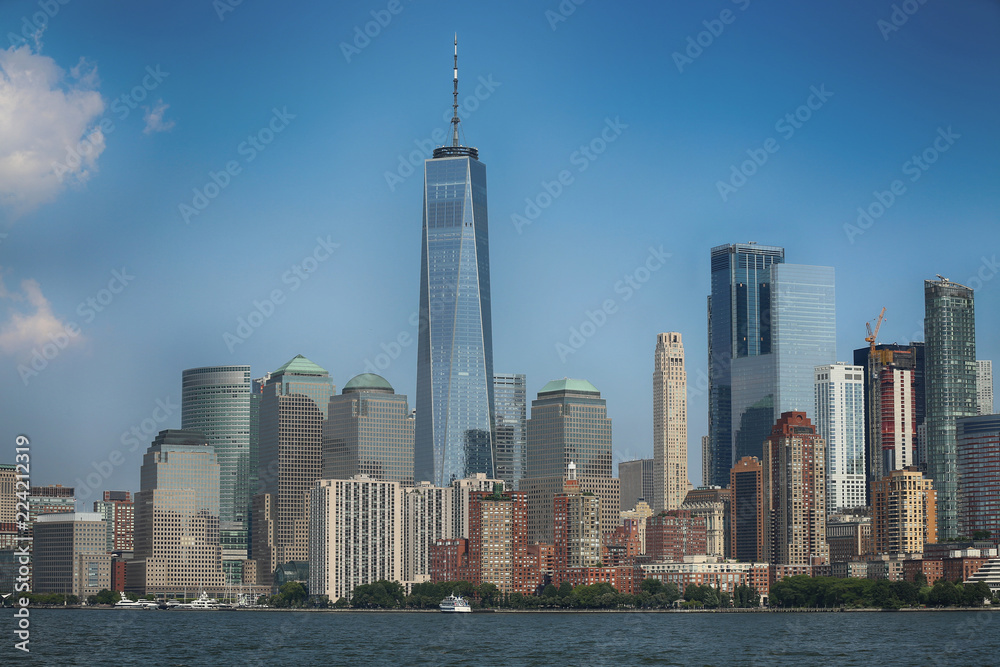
[466,487,532,595]
[978,360,994,415]
[701,435,712,487]
[730,456,764,562]
[730,265,837,469]
[872,467,937,554]
[402,482,457,583]
[182,365,251,583]
[28,484,75,536]
[763,412,829,566]
[618,458,653,510]
[854,343,925,497]
[415,39,495,488]
[814,363,866,513]
[646,510,708,562]
[494,373,527,490]
[308,477,402,602]
[33,512,109,596]
[93,491,134,552]
[708,242,785,487]
[323,373,415,486]
[252,355,334,587]
[554,463,601,571]
[924,278,976,539]
[0,464,14,523]
[957,415,1000,539]
[524,379,618,543]
[681,487,731,557]
[128,429,225,596]
[653,332,689,512]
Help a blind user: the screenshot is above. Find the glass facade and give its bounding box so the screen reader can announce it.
[415,150,495,487]
[708,243,784,487]
[730,354,776,464]
[493,373,527,490]
[814,364,866,513]
[924,279,976,539]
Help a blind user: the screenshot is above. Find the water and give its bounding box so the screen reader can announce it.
[7,608,997,665]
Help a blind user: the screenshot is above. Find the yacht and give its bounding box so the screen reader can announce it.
[439,594,471,613]
[114,592,158,609]
[173,591,221,610]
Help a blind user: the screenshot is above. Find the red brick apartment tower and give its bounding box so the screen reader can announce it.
[467,487,532,594]
[730,456,764,561]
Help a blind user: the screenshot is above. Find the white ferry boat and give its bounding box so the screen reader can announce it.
[439,594,471,613]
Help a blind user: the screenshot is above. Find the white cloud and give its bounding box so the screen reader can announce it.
[0,45,105,217]
[143,99,174,134]
[0,272,80,354]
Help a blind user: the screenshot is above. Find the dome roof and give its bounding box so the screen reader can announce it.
[343,373,394,394]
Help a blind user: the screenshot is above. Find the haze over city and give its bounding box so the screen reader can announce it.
[0,0,997,499]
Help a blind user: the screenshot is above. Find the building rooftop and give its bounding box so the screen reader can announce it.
[538,378,600,396]
[272,354,328,377]
[35,512,102,523]
[343,373,394,394]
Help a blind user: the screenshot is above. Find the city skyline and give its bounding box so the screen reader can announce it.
[1,1,999,499]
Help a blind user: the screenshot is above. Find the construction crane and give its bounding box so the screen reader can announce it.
[865,306,886,358]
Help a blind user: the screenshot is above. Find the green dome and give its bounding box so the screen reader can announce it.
[343,373,394,394]
[538,378,600,395]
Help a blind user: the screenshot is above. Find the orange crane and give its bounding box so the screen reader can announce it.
[865,307,886,357]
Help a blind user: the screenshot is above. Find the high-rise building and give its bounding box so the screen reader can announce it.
[308,476,403,602]
[618,458,653,511]
[28,485,75,536]
[924,278,976,539]
[402,482,457,583]
[956,415,1000,539]
[681,487,730,558]
[93,491,134,552]
[977,360,994,415]
[523,379,618,543]
[553,463,601,572]
[252,355,334,587]
[814,363,866,513]
[653,332,688,512]
[450,473,505,540]
[128,429,225,596]
[730,263,836,466]
[854,344,925,498]
[646,510,708,562]
[872,467,937,554]
[701,435,712,487]
[729,456,764,562]
[493,373,527,491]
[33,512,109,597]
[620,501,654,555]
[323,373,414,487]
[415,39,495,487]
[708,242,784,487]
[182,365,251,584]
[763,412,829,566]
[0,464,15,523]
[466,487,533,595]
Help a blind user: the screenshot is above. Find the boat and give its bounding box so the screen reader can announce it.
[439,594,471,613]
[172,591,222,610]
[115,592,158,609]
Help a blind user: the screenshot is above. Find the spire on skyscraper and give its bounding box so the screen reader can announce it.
[451,33,460,147]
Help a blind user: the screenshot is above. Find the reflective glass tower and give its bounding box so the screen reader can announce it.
[708,242,784,487]
[493,373,527,490]
[415,38,495,487]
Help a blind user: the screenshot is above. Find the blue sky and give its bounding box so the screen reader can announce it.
[1,0,997,503]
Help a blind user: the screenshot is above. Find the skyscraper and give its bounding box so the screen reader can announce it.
[708,242,784,487]
[872,467,937,554]
[729,456,764,562]
[956,414,1000,539]
[814,363,866,513]
[323,373,415,486]
[618,458,653,510]
[523,379,618,543]
[653,332,688,512]
[93,491,134,553]
[554,463,601,572]
[977,360,994,415]
[252,354,334,586]
[763,412,828,566]
[493,373,527,490]
[181,365,251,583]
[924,278,976,539]
[415,38,495,487]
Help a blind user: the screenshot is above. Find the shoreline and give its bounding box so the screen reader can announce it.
[29,605,999,614]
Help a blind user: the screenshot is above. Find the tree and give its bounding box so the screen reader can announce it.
[541,583,558,598]
[558,581,574,598]
[640,579,664,595]
[93,589,119,605]
[478,582,500,607]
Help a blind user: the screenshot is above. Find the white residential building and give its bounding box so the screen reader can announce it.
[814,363,866,512]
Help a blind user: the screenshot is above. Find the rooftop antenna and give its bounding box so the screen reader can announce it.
[451,33,460,147]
